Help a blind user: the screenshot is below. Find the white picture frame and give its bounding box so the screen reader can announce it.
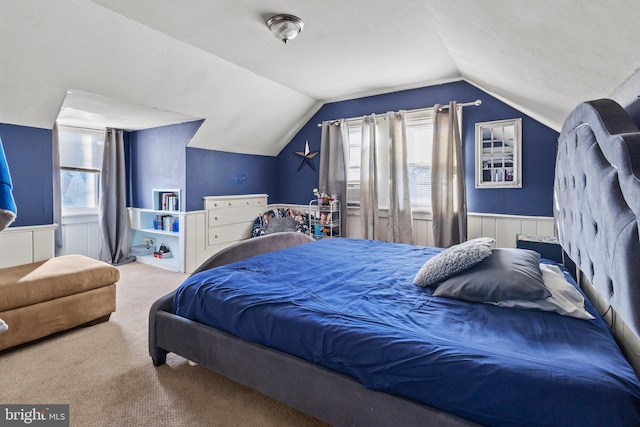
[475,118,522,189]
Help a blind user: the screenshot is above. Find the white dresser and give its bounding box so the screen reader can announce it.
[204,194,268,251]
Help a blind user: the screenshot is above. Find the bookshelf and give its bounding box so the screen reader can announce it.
[128,189,184,272]
[153,189,181,212]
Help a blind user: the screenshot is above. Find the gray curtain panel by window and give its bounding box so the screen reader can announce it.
[431,102,467,247]
[387,111,414,244]
[99,128,135,265]
[360,115,379,240]
[52,123,63,256]
[319,121,348,235]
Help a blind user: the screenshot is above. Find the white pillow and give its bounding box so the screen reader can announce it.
[413,237,494,287]
[490,264,594,320]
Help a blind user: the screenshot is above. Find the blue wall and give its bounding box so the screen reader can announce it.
[185,148,278,211]
[0,124,52,227]
[276,81,559,217]
[128,121,202,210]
[128,120,277,211]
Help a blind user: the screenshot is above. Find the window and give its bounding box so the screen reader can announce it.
[346,110,435,210]
[347,122,362,204]
[58,126,105,210]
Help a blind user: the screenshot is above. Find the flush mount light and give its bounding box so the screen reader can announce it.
[266,14,304,44]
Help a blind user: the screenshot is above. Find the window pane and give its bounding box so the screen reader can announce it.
[58,126,104,210]
[347,125,363,204]
[409,165,431,207]
[58,126,104,170]
[406,119,433,209]
[61,170,100,209]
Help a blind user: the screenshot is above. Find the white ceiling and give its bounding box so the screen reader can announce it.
[1,0,639,155]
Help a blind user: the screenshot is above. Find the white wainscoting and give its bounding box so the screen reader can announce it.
[346,209,555,248]
[60,212,100,259]
[183,210,209,274]
[0,224,57,268]
[466,212,555,248]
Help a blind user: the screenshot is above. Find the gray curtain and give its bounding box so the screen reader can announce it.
[431,102,467,247]
[52,123,63,255]
[360,115,379,240]
[319,120,348,235]
[387,111,414,244]
[99,128,134,265]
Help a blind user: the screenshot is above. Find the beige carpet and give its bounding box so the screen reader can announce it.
[0,261,329,427]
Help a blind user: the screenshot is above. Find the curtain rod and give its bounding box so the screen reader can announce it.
[317,99,482,127]
[438,99,482,111]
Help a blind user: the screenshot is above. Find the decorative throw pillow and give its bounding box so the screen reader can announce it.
[433,248,551,303]
[491,264,594,320]
[413,237,495,287]
[264,216,297,234]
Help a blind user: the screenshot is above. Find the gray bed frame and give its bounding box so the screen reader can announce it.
[149,99,640,426]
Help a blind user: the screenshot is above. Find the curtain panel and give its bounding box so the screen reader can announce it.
[99,128,134,265]
[319,121,348,235]
[52,123,63,255]
[360,115,379,240]
[431,101,467,247]
[386,111,414,244]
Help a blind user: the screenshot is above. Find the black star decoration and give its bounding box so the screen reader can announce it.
[294,140,319,172]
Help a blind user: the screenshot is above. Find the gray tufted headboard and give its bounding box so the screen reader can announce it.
[554,99,640,337]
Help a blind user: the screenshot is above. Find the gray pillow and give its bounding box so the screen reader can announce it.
[413,238,495,287]
[491,264,594,320]
[433,248,551,303]
[264,216,297,234]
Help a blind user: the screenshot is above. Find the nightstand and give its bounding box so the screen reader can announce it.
[516,234,576,278]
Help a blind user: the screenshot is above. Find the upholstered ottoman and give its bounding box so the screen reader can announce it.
[0,255,118,351]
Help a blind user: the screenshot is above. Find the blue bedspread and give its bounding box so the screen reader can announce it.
[173,238,640,427]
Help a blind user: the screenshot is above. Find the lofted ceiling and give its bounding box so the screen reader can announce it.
[1,0,639,156]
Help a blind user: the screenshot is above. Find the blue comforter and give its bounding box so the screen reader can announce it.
[173,238,640,427]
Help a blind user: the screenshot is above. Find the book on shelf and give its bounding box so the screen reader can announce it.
[158,192,180,211]
[153,215,179,232]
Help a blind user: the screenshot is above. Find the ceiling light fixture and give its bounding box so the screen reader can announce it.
[267,14,304,44]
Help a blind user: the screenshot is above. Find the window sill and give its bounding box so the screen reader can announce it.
[61,210,99,225]
[62,209,99,216]
[347,206,432,220]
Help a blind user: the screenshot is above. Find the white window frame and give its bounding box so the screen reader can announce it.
[58,126,105,214]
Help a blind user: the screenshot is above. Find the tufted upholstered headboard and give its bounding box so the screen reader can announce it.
[554,99,640,338]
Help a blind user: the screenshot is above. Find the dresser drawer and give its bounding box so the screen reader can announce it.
[205,196,267,210]
[207,205,259,227]
[208,222,253,246]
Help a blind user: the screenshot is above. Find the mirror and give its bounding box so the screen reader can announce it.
[475,118,522,188]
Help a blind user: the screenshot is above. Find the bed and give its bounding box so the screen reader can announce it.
[149,99,640,427]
